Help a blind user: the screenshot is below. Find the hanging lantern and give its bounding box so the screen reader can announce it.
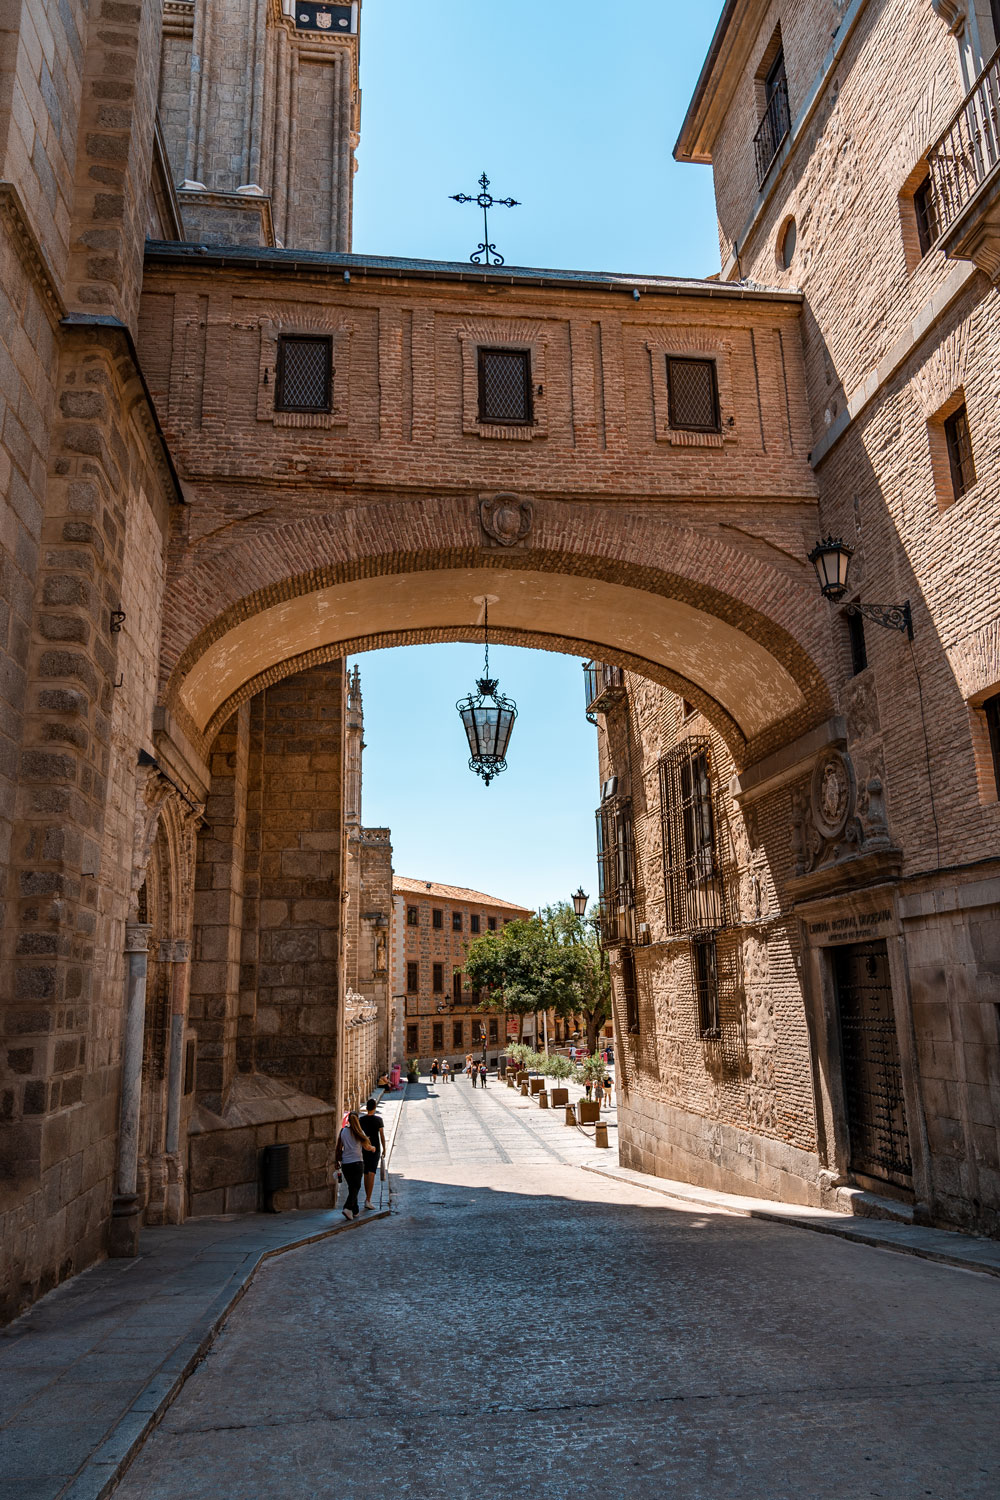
[456,599,517,786]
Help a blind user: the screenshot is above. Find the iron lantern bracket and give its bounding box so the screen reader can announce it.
[844,599,913,640]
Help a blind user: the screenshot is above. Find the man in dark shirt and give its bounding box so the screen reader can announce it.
[360,1097,386,1210]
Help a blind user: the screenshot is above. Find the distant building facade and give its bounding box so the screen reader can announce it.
[390,880,532,1066]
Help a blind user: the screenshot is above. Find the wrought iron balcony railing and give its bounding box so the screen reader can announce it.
[754,78,791,187]
[928,44,1000,241]
[583,660,626,720]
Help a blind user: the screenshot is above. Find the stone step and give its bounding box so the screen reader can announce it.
[835,1185,915,1224]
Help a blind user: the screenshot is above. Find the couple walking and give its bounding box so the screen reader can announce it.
[335,1097,386,1220]
[468,1060,488,1088]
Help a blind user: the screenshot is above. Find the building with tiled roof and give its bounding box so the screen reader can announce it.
[390,878,533,1067]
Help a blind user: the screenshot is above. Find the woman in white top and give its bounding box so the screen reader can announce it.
[336,1111,374,1220]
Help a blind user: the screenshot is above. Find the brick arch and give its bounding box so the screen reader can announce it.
[161,504,838,769]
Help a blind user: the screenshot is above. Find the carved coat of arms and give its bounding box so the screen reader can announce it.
[479,493,533,547]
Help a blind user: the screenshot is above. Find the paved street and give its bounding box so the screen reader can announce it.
[115,1077,1000,1499]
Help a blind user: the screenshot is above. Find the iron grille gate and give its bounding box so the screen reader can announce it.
[832,940,912,1185]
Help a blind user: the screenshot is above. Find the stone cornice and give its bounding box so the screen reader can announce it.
[0,182,66,327]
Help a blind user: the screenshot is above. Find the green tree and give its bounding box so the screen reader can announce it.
[463,916,583,1043]
[540,902,612,1056]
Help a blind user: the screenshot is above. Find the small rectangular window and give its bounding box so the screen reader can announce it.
[621,948,639,1034]
[489,1019,498,1044]
[478,347,533,425]
[432,908,443,930]
[406,1023,419,1053]
[913,173,939,257]
[944,404,976,499]
[433,962,444,992]
[452,971,462,1004]
[666,357,721,433]
[453,1019,464,1048]
[275,335,332,412]
[488,916,497,931]
[985,693,1000,799]
[452,911,463,932]
[407,961,419,994]
[693,937,721,1039]
[847,611,868,675]
[433,1022,444,1050]
[407,905,419,926]
[470,914,481,934]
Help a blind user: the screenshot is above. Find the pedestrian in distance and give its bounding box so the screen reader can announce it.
[603,1074,613,1108]
[336,1111,374,1220]
[569,1046,577,1064]
[468,1056,477,1087]
[584,1076,593,1101]
[430,1058,439,1086]
[479,1061,488,1088]
[359,1096,386,1210]
[441,1059,451,1083]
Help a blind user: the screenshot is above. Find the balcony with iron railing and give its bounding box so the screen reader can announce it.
[927,44,1000,277]
[754,78,791,188]
[583,660,626,722]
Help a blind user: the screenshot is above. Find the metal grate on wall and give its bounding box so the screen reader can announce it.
[666,356,720,432]
[595,795,636,946]
[660,737,731,936]
[478,347,532,424]
[275,336,333,412]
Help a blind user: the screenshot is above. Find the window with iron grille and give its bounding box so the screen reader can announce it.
[470,913,480,934]
[488,916,497,931]
[666,357,721,433]
[432,908,443,929]
[452,971,462,1005]
[985,693,1000,799]
[433,962,444,993]
[944,404,976,499]
[452,911,463,932]
[596,795,636,946]
[407,905,418,926]
[433,1022,444,1050]
[453,1020,464,1048]
[489,1018,498,1044]
[620,946,639,1034]
[754,45,790,185]
[406,1023,419,1052]
[407,961,419,994]
[660,739,726,935]
[478,347,533,424]
[275,335,332,412]
[692,937,721,1039]
[913,172,939,257]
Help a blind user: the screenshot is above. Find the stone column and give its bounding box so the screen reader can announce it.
[165,940,192,1155]
[164,940,193,1224]
[109,922,154,1257]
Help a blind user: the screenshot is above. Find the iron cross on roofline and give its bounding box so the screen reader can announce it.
[449,172,520,266]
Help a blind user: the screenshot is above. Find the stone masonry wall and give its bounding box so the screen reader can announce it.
[246,661,345,1107]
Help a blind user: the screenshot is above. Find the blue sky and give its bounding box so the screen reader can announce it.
[349,3,724,912]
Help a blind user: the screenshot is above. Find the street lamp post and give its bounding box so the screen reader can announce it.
[809,536,913,638]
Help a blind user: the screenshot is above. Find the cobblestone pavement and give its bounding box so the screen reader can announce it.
[114,1077,1000,1500]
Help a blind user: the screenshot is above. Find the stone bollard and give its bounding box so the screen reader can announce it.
[539,1091,549,1109]
[594,1121,609,1148]
[520,1081,529,1096]
[565,1105,576,1126]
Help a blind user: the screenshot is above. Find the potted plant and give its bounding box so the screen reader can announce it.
[406,1057,420,1084]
